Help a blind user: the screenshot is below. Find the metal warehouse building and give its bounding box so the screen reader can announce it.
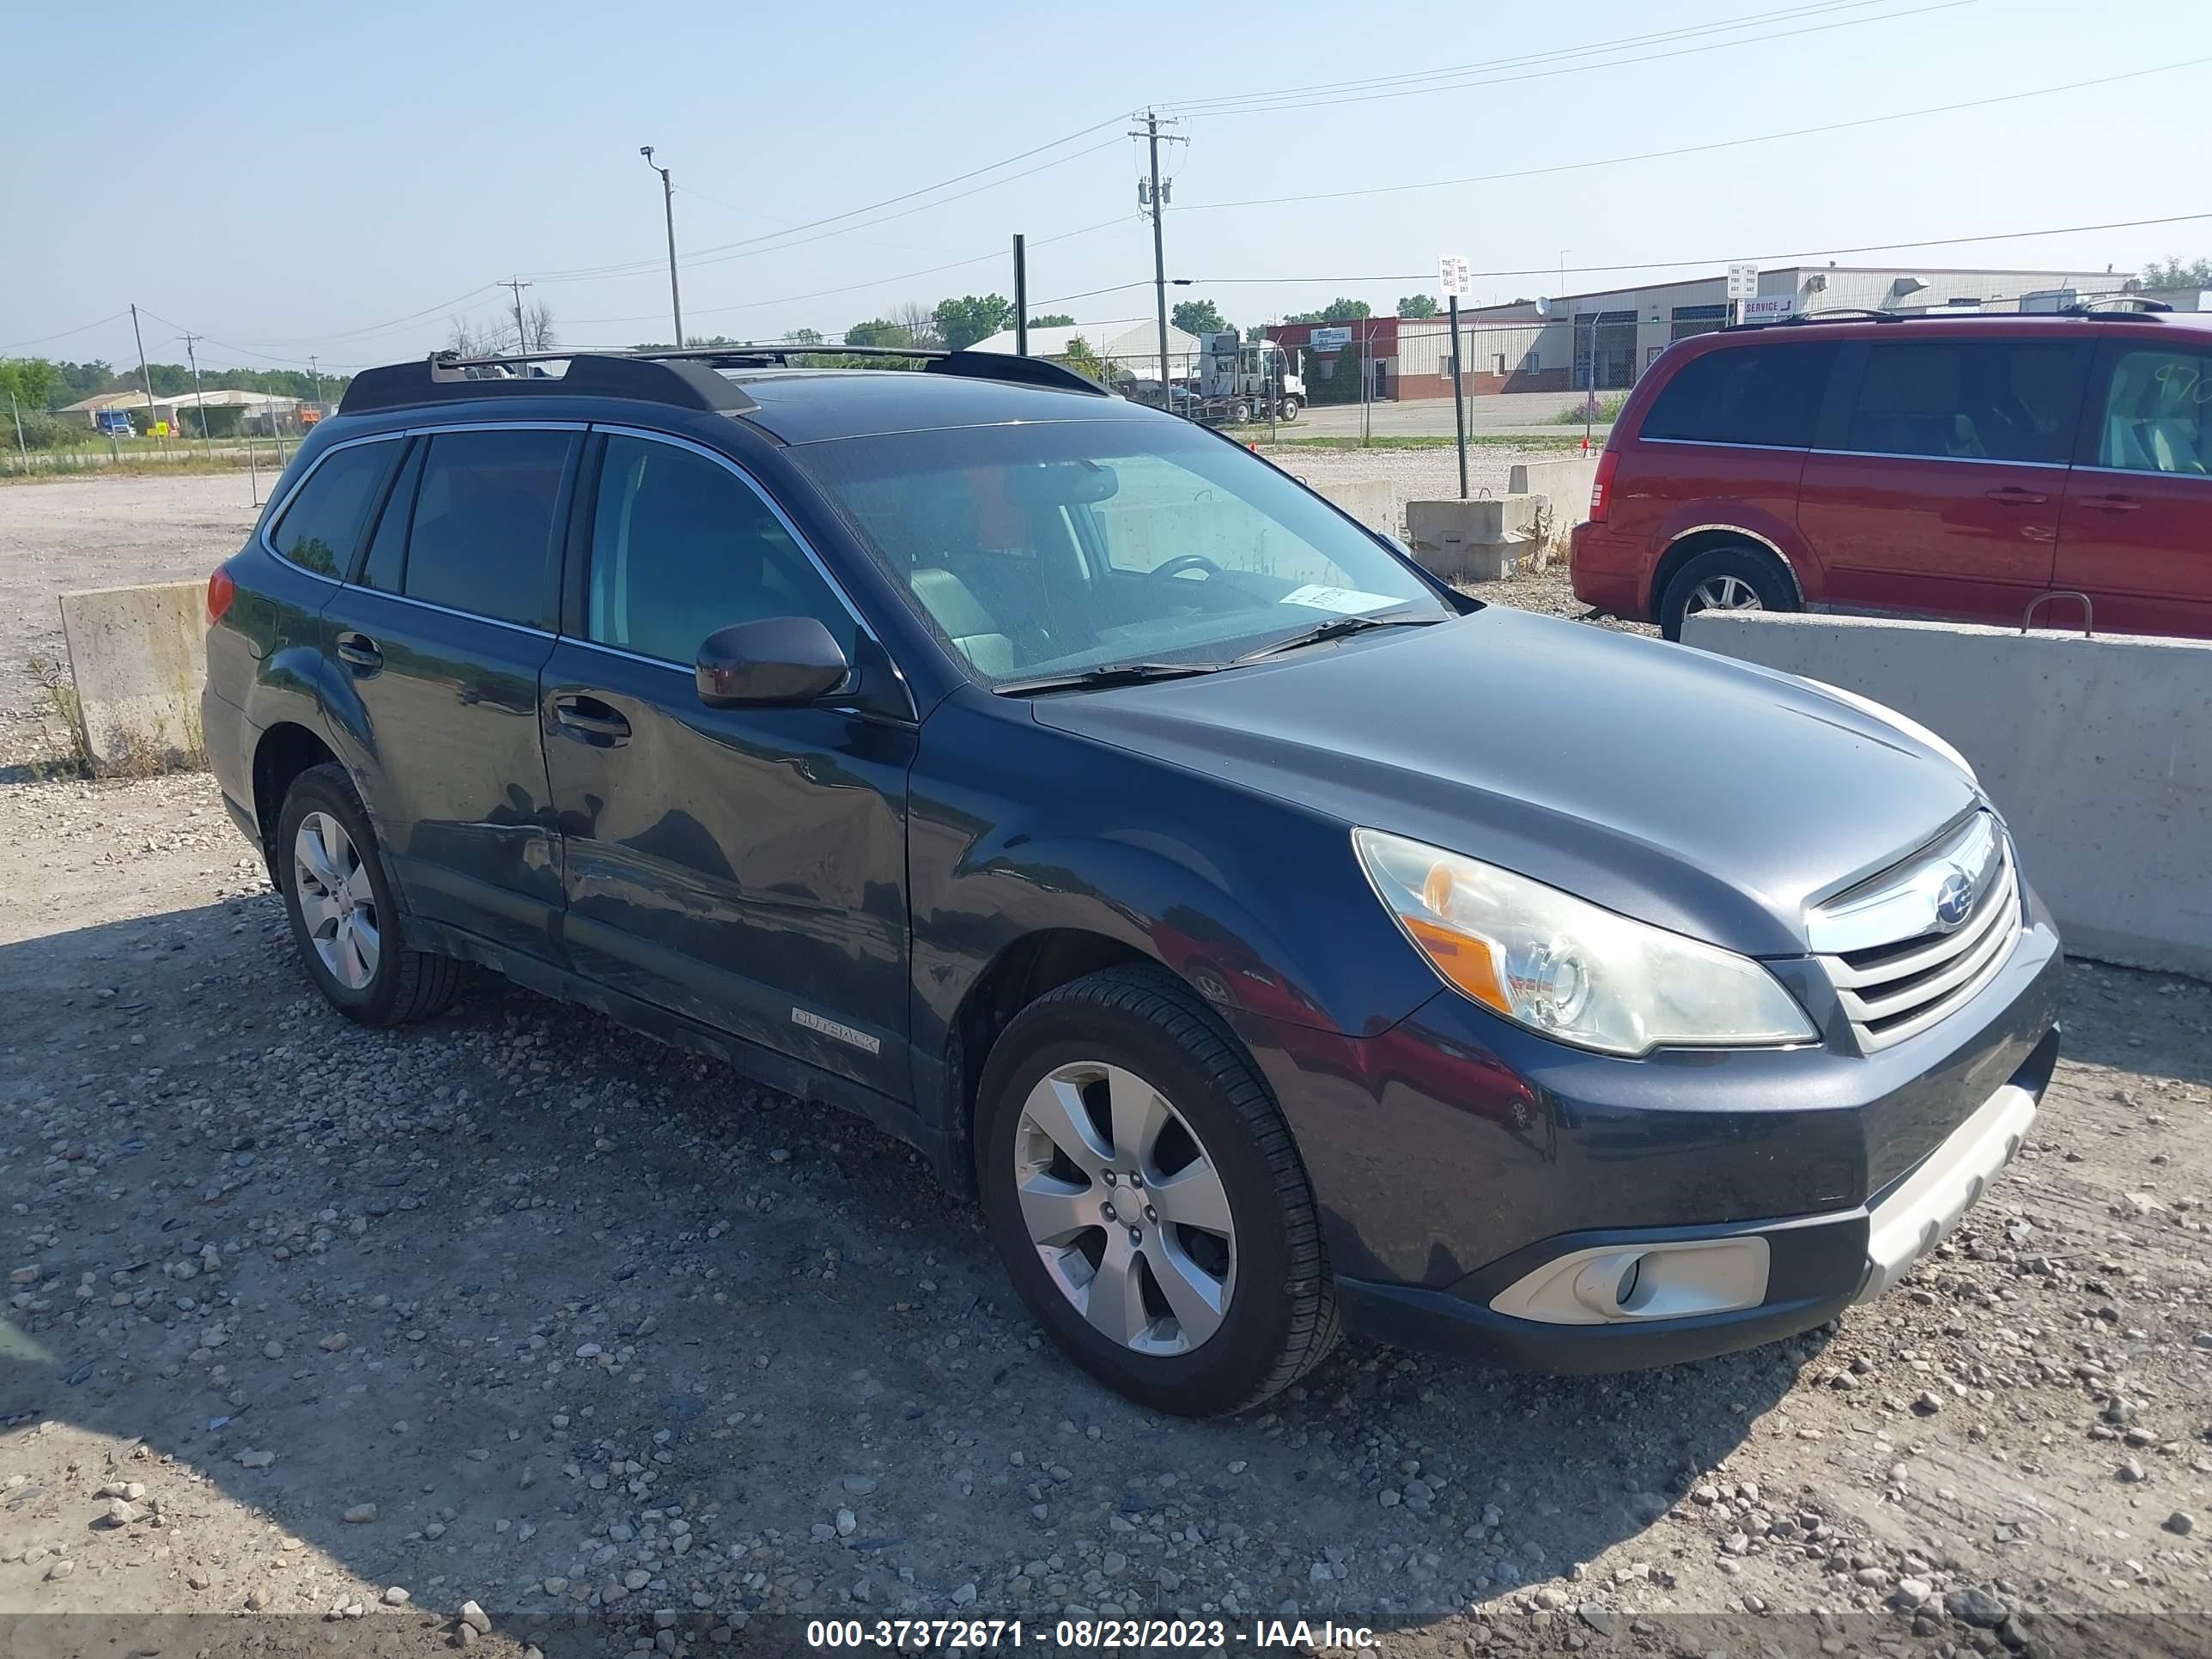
[1268,265,2140,404]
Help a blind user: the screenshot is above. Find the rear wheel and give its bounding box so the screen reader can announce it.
[276,763,465,1026]
[975,966,1338,1416]
[1658,543,1798,641]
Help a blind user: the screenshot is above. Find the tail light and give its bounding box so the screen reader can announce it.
[207,566,236,625]
[1589,448,1620,524]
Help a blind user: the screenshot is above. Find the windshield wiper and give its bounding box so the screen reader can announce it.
[993,660,1229,696]
[1234,612,1443,665]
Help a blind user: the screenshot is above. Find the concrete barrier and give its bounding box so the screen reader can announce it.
[1508,455,1598,562]
[1683,611,2212,978]
[1309,477,1397,536]
[58,581,208,776]
[1407,496,1542,582]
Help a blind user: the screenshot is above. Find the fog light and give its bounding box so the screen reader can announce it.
[1493,1237,1771,1326]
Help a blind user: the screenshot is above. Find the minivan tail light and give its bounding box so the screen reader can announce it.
[207,566,235,625]
[1589,448,1620,524]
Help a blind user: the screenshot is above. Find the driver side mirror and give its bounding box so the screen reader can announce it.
[696,617,851,708]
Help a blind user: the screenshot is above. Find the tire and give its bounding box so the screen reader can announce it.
[1657,542,1799,641]
[975,965,1339,1416]
[1279,396,1303,423]
[276,762,465,1027]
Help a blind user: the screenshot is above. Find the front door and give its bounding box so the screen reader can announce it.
[540,428,916,1099]
[2051,336,2212,638]
[1797,336,2088,625]
[324,424,579,959]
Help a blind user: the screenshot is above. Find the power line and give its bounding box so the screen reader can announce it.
[526,120,1132,285]
[1174,210,2212,290]
[1176,56,2212,215]
[1169,0,1974,118]
[0,310,132,354]
[1166,0,1892,113]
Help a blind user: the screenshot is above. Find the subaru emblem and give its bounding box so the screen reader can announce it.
[1934,869,1975,930]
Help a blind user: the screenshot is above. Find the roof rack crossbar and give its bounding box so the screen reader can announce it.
[339,353,759,416]
[632,342,1111,397]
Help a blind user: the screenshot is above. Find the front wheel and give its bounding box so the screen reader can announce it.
[1658,543,1799,641]
[1278,395,1303,422]
[1230,398,1254,425]
[975,966,1339,1416]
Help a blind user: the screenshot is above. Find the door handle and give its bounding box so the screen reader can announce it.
[551,695,631,744]
[2078,493,2142,514]
[334,630,383,671]
[1984,487,2048,506]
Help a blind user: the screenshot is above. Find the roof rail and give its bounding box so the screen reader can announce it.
[2058,295,2173,315]
[339,353,759,416]
[641,341,1113,398]
[337,342,1113,418]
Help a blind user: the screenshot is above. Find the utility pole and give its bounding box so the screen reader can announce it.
[501,276,533,356]
[9,395,26,465]
[1448,296,1468,499]
[1012,234,1029,357]
[179,332,213,455]
[130,304,159,446]
[1131,111,1184,410]
[641,146,684,348]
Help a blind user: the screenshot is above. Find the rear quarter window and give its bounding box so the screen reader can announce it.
[269,440,401,576]
[1638,341,1838,448]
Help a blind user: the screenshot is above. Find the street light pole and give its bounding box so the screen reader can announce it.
[641,146,685,348]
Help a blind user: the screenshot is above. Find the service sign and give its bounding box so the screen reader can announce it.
[1310,326,1352,353]
[1741,295,1796,323]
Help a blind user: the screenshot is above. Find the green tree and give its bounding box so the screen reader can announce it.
[1396,294,1440,319]
[2141,255,2212,289]
[1056,336,1120,388]
[843,319,914,349]
[933,294,1013,351]
[1282,297,1372,325]
[1025,313,1076,328]
[0,358,63,411]
[1170,298,1227,337]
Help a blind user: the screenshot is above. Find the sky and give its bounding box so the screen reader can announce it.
[4,0,2209,375]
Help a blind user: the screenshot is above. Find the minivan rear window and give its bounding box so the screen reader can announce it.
[1638,342,1838,448]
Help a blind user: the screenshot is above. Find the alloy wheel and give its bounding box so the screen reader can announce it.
[293,811,380,991]
[1012,1060,1236,1355]
[1687,574,1764,615]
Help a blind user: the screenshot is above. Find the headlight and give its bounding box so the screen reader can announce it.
[1353,829,1818,1057]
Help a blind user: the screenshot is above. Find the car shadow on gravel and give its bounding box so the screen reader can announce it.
[2,896,1812,1653]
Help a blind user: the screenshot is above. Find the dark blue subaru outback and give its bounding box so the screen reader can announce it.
[203,347,2061,1416]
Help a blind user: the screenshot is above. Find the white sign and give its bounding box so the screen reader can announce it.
[1741,295,1796,324]
[1310,325,1352,353]
[1726,262,1759,301]
[1438,255,1470,298]
[1281,584,1400,616]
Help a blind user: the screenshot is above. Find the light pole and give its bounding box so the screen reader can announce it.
[641,146,684,349]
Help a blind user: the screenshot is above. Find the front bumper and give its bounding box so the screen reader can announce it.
[1228,888,2064,1374]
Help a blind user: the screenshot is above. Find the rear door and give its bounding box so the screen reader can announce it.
[1798,334,2089,624]
[2052,334,2212,637]
[539,428,916,1098]
[325,422,580,960]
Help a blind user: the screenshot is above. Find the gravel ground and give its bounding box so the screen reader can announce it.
[3,771,2209,1658]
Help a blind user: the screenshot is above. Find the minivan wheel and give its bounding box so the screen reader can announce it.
[975,966,1339,1416]
[1658,544,1799,641]
[276,763,464,1027]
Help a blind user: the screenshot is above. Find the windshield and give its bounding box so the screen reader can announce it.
[791,417,1450,686]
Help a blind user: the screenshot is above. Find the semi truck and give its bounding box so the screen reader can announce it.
[1184,331,1305,425]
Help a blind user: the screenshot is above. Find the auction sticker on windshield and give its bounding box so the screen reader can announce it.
[1280,584,1400,615]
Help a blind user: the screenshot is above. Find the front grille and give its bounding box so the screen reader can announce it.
[1814,817,2022,1052]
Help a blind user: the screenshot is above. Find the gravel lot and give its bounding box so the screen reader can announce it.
[3,474,2209,1659]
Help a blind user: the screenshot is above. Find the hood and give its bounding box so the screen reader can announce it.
[1031,608,1981,957]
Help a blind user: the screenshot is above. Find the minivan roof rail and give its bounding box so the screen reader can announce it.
[1728,299,2179,333]
[338,343,1110,417]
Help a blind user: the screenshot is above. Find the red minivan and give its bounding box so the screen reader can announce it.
[1570,307,2212,641]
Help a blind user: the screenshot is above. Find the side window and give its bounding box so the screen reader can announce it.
[358,440,423,592]
[1638,343,1835,447]
[1841,340,2084,465]
[586,435,857,665]
[402,429,572,628]
[269,441,399,576]
[2095,348,2212,476]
